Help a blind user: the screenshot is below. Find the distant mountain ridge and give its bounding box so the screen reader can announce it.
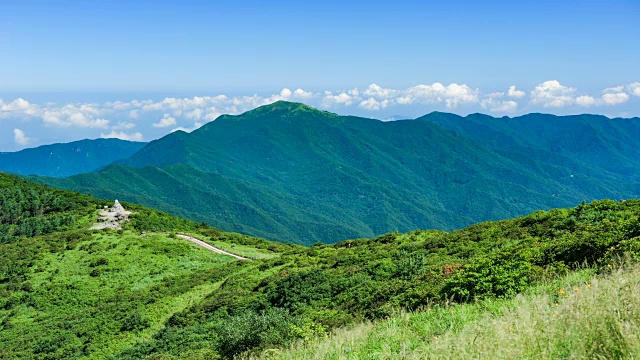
[418,111,640,179]
[30,102,640,244]
[0,138,146,177]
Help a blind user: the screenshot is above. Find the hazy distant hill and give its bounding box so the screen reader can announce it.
[32,102,640,244]
[0,138,146,177]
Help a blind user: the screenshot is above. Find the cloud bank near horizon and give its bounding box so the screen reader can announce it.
[1,80,639,150]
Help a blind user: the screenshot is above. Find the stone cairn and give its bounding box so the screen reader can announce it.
[110,200,127,221]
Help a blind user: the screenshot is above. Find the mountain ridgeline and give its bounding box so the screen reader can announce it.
[24,102,640,244]
[0,138,146,177]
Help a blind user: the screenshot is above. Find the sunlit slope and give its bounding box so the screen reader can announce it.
[0,172,288,359]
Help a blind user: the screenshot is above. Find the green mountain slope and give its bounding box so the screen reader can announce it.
[36,163,366,245]
[116,198,640,359]
[419,112,640,180]
[0,172,292,359]
[2,172,640,359]
[34,102,640,244]
[0,138,146,177]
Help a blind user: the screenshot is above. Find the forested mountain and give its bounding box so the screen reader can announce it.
[3,172,640,358]
[0,138,146,177]
[30,102,640,244]
[419,111,640,180]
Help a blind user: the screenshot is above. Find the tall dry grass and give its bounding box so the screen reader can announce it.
[249,260,640,359]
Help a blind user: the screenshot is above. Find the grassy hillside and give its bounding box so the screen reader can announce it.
[0,172,292,359]
[273,260,640,359]
[0,138,146,178]
[32,102,640,244]
[113,198,640,359]
[3,172,640,359]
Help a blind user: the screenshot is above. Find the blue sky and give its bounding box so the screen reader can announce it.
[1,0,639,150]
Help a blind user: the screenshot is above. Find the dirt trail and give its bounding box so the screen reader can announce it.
[177,234,250,260]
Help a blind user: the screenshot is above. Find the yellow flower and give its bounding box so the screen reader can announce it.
[558,289,565,295]
[587,284,591,289]
[574,287,580,293]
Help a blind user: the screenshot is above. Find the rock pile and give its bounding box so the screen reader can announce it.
[91,200,132,230]
[110,199,126,213]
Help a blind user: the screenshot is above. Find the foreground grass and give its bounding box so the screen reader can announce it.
[265,261,640,359]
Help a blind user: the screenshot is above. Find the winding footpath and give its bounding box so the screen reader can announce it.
[177,234,250,261]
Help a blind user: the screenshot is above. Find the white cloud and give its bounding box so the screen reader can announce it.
[2,98,33,112]
[629,82,640,97]
[280,88,292,98]
[186,108,203,120]
[100,131,144,142]
[293,88,314,99]
[112,121,136,130]
[508,86,526,98]
[603,85,625,93]
[1,98,40,117]
[601,92,629,105]
[105,100,134,110]
[153,114,177,128]
[576,95,596,107]
[530,81,635,108]
[129,109,140,119]
[42,110,110,128]
[397,83,479,108]
[13,128,31,146]
[359,98,389,111]
[530,80,577,108]
[363,84,396,99]
[480,98,518,113]
[322,92,357,107]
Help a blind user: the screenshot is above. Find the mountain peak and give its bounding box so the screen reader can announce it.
[416,111,463,122]
[268,100,309,109]
[243,101,336,118]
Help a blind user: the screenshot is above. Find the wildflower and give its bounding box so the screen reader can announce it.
[558,289,565,295]
[574,287,580,293]
[587,284,591,289]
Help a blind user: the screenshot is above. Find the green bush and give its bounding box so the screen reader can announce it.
[89,268,102,277]
[121,311,150,332]
[442,256,535,300]
[215,308,301,358]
